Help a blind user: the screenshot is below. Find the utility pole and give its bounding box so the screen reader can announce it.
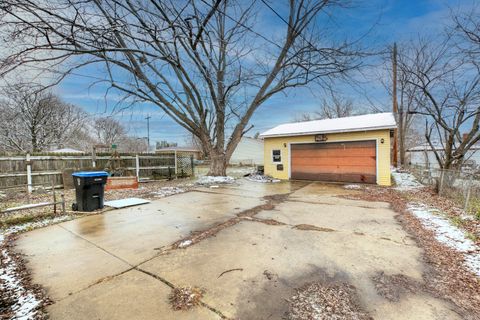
[392,42,399,167]
[145,115,151,152]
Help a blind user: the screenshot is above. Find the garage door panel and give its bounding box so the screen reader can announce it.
[294,164,376,174]
[291,157,376,167]
[291,141,377,183]
[292,148,375,157]
[292,171,376,184]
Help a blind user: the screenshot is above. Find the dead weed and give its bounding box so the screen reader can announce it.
[285,281,371,320]
[169,286,205,311]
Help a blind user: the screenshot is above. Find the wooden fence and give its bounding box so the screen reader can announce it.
[0,153,194,191]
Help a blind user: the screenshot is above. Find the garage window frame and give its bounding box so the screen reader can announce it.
[272,149,282,163]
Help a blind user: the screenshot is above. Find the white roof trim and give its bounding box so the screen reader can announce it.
[260,112,397,138]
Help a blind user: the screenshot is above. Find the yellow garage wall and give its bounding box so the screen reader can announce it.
[263,130,392,186]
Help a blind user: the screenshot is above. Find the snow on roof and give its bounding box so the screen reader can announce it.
[259,112,396,138]
[50,148,84,154]
[156,146,201,152]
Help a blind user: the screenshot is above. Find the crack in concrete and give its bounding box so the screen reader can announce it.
[167,191,299,251]
[191,189,261,199]
[241,215,416,247]
[286,198,385,210]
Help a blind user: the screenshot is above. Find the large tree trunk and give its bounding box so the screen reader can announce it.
[208,151,228,176]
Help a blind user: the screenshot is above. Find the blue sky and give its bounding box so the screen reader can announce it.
[55,0,469,146]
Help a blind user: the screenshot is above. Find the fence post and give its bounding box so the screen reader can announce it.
[61,193,66,215]
[135,154,140,180]
[26,153,33,194]
[52,178,57,214]
[174,150,178,175]
[464,174,474,212]
[190,155,194,177]
[91,146,96,168]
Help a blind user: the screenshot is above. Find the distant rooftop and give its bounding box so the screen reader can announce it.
[156,146,201,152]
[260,112,397,138]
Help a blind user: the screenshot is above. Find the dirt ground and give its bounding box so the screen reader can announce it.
[8,180,479,319]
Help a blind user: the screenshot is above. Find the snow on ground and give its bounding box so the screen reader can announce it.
[245,174,280,183]
[152,187,185,198]
[178,240,193,248]
[195,176,235,185]
[0,215,73,319]
[408,204,480,277]
[392,170,424,191]
[1,248,40,320]
[344,184,362,190]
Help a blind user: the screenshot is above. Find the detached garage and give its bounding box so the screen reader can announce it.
[259,113,397,186]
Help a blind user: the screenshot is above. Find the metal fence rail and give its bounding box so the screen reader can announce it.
[409,165,480,217]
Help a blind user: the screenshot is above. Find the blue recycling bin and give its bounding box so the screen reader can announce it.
[72,171,109,211]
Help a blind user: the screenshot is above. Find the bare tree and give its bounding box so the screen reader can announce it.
[93,117,126,146]
[383,43,425,167]
[402,34,480,170]
[293,91,358,122]
[119,136,148,153]
[0,84,88,152]
[317,93,356,119]
[0,0,362,175]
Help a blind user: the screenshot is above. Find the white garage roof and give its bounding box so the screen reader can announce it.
[260,112,396,138]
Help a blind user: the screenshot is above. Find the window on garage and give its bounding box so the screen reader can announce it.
[272,149,281,163]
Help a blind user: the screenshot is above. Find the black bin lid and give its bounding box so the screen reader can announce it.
[72,171,109,178]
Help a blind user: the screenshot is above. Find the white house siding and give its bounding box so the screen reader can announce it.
[230,137,264,165]
[408,149,480,169]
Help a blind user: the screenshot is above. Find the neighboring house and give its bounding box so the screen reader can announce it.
[230,137,264,165]
[49,148,85,154]
[155,146,203,160]
[259,112,397,186]
[407,144,480,169]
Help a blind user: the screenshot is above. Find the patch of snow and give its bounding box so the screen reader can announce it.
[260,112,396,138]
[152,187,185,198]
[178,240,192,248]
[344,184,361,190]
[6,216,72,235]
[0,215,73,319]
[195,176,235,185]
[1,249,41,320]
[392,170,423,191]
[227,167,255,175]
[408,204,480,277]
[245,174,280,183]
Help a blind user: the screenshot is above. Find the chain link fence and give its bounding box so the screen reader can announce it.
[409,165,480,218]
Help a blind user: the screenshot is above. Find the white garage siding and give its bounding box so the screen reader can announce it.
[230,137,264,165]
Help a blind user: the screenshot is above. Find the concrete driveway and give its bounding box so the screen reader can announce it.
[15,181,462,319]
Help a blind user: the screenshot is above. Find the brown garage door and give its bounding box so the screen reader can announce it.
[291,141,376,183]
